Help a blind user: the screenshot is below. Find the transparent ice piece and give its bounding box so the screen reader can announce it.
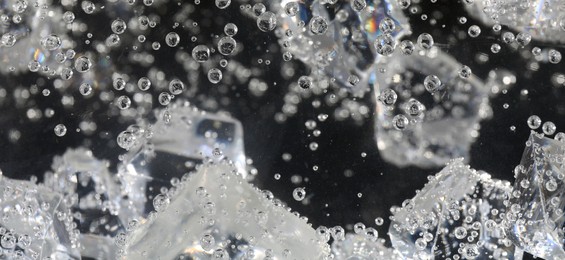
[375,48,502,168]
[505,131,565,259]
[0,0,70,74]
[117,102,247,220]
[45,148,123,259]
[272,0,411,96]
[331,234,403,260]
[465,0,565,43]
[0,176,80,259]
[389,159,522,260]
[120,160,330,259]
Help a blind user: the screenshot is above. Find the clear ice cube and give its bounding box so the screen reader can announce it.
[505,131,565,259]
[120,160,331,259]
[271,0,410,96]
[375,49,501,168]
[389,159,522,260]
[117,102,247,220]
[331,234,403,260]
[45,147,124,259]
[0,176,80,259]
[0,1,70,74]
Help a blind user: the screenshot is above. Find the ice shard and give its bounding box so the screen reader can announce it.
[0,175,80,259]
[331,234,403,259]
[505,131,565,259]
[119,160,331,259]
[389,159,522,260]
[374,48,511,168]
[272,0,410,96]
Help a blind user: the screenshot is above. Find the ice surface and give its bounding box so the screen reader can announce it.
[117,102,247,221]
[505,131,565,259]
[120,160,330,259]
[0,0,70,74]
[465,0,565,43]
[0,176,80,259]
[331,234,403,260]
[389,159,522,260]
[45,148,123,259]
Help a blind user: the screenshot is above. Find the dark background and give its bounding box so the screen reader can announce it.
[1,0,564,259]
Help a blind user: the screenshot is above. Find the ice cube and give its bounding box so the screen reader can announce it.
[505,131,565,259]
[0,176,80,259]
[389,159,522,260]
[117,102,248,220]
[271,0,410,96]
[332,234,403,260]
[45,147,124,259]
[120,160,331,259]
[375,49,497,168]
[0,1,70,74]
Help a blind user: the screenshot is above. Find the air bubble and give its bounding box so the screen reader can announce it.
[257,11,277,32]
[192,45,210,62]
[208,68,223,84]
[293,187,306,201]
[165,32,180,47]
[54,124,67,137]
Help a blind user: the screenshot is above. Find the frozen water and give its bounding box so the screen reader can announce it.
[505,131,565,259]
[465,0,565,43]
[0,176,80,259]
[331,234,403,260]
[374,48,513,168]
[45,148,124,259]
[120,160,331,259]
[272,0,410,97]
[0,0,70,74]
[389,159,522,260]
[117,102,247,219]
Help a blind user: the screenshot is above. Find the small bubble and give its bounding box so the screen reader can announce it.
[111,19,127,34]
[467,25,481,38]
[192,45,210,62]
[165,32,180,47]
[116,96,131,110]
[309,16,328,35]
[542,121,557,135]
[417,33,434,50]
[527,115,541,130]
[215,0,230,9]
[54,124,67,137]
[74,56,92,73]
[224,23,238,36]
[208,68,223,84]
[257,11,277,32]
[293,187,306,201]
